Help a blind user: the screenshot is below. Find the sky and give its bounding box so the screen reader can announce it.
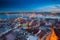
[0,0,60,12]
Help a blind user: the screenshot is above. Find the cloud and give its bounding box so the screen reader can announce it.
[35,5,60,12]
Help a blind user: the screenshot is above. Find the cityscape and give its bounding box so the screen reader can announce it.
[0,0,60,40]
[0,12,60,40]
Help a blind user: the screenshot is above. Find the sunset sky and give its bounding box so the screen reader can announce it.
[0,0,60,12]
